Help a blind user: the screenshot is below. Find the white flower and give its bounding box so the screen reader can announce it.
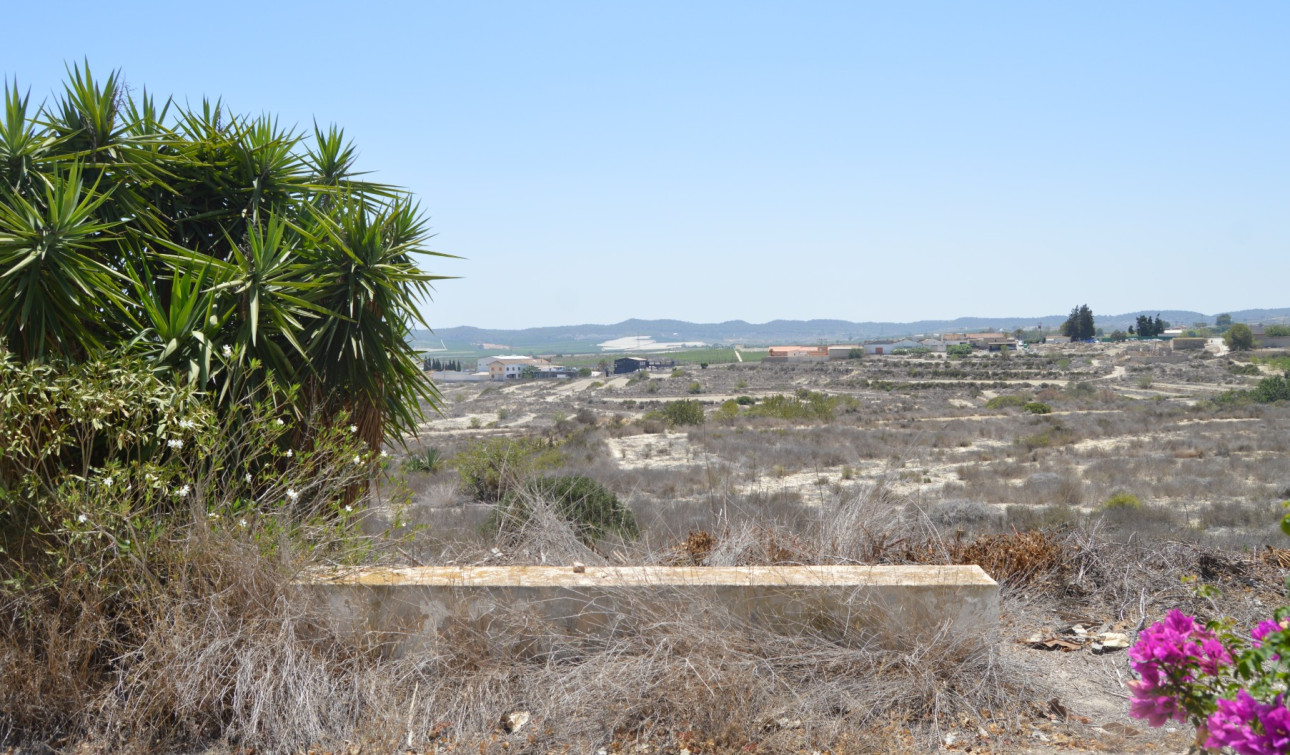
[176,484,190,498]
[239,518,248,528]
[244,473,252,484]
[285,449,293,458]
[352,455,362,465]
[344,504,353,512]
[286,488,299,502]
[178,418,194,429]
[349,424,358,434]
[167,438,183,450]
[77,513,88,523]
[102,477,113,488]
[380,450,388,458]
[275,418,285,426]
[208,511,220,519]
[221,344,232,357]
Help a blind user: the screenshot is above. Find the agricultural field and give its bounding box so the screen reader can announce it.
[378,340,1290,752]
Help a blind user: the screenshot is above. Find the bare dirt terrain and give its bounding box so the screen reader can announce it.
[373,342,1290,753]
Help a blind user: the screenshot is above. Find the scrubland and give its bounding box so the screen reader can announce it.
[5,343,1290,754]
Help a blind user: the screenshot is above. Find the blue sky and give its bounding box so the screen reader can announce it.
[6,2,1288,329]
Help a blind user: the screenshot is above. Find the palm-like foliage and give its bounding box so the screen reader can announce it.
[303,197,446,448]
[0,165,123,360]
[0,64,453,449]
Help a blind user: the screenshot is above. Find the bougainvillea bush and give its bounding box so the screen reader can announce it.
[1129,512,1290,754]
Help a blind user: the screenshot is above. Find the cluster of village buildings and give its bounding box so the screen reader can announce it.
[474,355,579,380]
[764,332,1023,361]
[464,334,1023,380]
[438,326,1290,380]
[471,355,679,380]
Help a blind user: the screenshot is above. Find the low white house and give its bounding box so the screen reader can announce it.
[477,355,535,376]
[485,357,552,380]
[864,339,924,355]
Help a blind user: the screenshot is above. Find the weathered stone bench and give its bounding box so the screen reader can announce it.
[307,565,999,655]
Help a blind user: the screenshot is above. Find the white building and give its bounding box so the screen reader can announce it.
[476,355,533,374]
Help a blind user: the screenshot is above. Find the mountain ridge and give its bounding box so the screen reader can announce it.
[418,308,1290,352]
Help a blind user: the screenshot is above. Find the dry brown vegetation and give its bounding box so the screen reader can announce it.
[5,342,1289,753]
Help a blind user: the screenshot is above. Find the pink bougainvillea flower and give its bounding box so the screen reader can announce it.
[1207,691,1290,755]
[1129,688,1186,727]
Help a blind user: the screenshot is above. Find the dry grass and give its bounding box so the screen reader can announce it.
[1,494,1047,754]
[11,347,1290,752]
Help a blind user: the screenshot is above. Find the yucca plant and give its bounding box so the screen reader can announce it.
[403,446,444,474]
[0,62,452,453]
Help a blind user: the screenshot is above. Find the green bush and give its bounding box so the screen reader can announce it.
[746,391,856,422]
[1252,374,1290,403]
[1023,401,1052,415]
[713,400,740,421]
[984,394,1028,409]
[735,395,756,405]
[669,367,686,379]
[1266,325,1290,337]
[687,381,703,394]
[492,475,638,544]
[947,344,973,358]
[1215,372,1290,406]
[455,436,563,501]
[659,399,705,427]
[1103,492,1142,510]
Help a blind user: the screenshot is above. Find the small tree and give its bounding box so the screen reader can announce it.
[1061,305,1095,341]
[1215,313,1233,332]
[1134,315,1168,338]
[1224,323,1255,351]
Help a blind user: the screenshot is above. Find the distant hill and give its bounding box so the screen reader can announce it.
[416,308,1290,354]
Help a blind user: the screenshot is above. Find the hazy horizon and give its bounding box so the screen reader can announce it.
[9,2,1289,330]
[433,304,1290,330]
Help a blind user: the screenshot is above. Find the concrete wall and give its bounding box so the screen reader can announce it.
[306,565,1000,657]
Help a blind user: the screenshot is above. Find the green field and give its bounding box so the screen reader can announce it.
[415,344,770,370]
[548,347,766,368]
